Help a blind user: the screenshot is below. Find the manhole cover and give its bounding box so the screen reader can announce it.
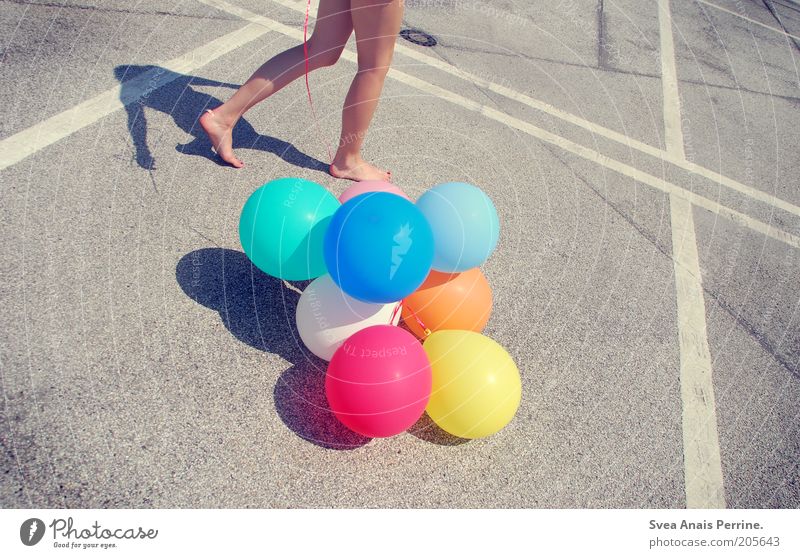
[399,29,437,47]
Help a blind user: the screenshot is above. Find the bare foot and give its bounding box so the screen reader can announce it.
[329,157,391,182]
[199,109,244,168]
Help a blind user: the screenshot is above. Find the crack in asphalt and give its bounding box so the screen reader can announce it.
[597,0,610,70]
[762,0,800,52]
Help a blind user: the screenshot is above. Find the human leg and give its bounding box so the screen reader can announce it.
[329,0,403,181]
[200,0,353,167]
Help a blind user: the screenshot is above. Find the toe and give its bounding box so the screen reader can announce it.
[221,152,243,168]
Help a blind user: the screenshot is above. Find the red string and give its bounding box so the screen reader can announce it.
[400,302,432,338]
[303,0,334,164]
[302,0,313,111]
[389,301,403,324]
[389,300,431,337]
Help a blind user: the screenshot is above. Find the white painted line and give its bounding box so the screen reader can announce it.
[392,67,800,248]
[264,0,800,218]
[0,22,273,171]
[696,0,800,43]
[670,194,727,508]
[681,161,800,218]
[659,0,686,159]
[660,0,726,509]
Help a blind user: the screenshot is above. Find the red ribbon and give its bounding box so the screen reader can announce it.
[394,301,431,338]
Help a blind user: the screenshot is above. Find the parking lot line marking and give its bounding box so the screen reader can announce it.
[262,0,800,218]
[0,21,273,171]
[660,0,685,160]
[385,71,800,249]
[695,0,800,43]
[660,0,726,509]
[669,193,728,508]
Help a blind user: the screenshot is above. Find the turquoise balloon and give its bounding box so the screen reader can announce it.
[239,178,340,280]
[416,182,500,272]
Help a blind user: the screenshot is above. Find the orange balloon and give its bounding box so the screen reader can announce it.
[402,268,492,338]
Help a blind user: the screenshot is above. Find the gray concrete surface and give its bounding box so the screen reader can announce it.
[0,0,797,508]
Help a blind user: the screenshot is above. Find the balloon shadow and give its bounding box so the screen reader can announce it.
[274,359,371,450]
[407,412,470,446]
[114,64,328,172]
[176,247,369,450]
[176,248,306,360]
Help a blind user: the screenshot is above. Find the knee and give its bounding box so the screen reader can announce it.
[356,64,390,81]
[307,42,344,69]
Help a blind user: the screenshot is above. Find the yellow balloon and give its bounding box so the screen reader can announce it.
[423,330,521,439]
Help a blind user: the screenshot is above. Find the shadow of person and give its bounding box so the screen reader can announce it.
[176,247,369,450]
[114,65,328,172]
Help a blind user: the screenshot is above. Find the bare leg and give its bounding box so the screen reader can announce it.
[200,0,353,167]
[329,0,403,181]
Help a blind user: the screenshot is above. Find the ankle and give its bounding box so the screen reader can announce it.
[332,151,362,167]
[211,105,238,129]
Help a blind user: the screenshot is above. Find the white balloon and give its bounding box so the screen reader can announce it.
[296,274,401,361]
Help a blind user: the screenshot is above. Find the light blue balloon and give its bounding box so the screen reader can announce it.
[416,182,500,272]
[324,192,434,303]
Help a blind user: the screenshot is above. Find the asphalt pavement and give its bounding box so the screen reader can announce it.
[0,0,798,508]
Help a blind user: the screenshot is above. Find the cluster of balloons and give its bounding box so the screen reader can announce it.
[239,177,521,440]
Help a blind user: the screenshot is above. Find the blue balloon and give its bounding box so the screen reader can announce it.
[324,192,434,303]
[416,182,500,272]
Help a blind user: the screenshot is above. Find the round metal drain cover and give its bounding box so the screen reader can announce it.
[400,29,437,47]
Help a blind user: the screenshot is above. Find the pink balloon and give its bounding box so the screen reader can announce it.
[338,180,410,204]
[326,325,432,438]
